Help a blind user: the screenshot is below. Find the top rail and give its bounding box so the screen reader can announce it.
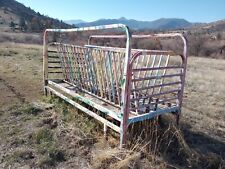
[88,33,187,57]
[44,24,129,33]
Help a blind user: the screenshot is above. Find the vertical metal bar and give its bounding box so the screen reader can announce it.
[90,48,98,94]
[102,50,108,98]
[104,123,107,138]
[177,35,188,124]
[112,51,121,104]
[136,52,147,111]
[82,47,87,89]
[108,51,116,103]
[120,26,132,148]
[66,46,75,82]
[56,45,67,80]
[93,50,99,95]
[94,49,103,97]
[91,49,98,94]
[118,52,124,102]
[64,45,72,82]
[64,46,70,81]
[118,52,124,82]
[141,53,152,88]
[104,51,112,100]
[132,54,141,113]
[151,54,163,95]
[146,54,157,91]
[100,50,106,98]
[60,45,68,81]
[139,53,152,112]
[74,46,83,88]
[79,47,86,90]
[71,46,79,84]
[43,31,48,95]
[158,55,170,94]
[84,48,92,91]
[58,45,67,80]
[118,52,126,101]
[141,54,157,106]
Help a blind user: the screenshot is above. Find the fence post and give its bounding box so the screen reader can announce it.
[120,26,132,148]
[177,35,188,125]
[43,30,48,95]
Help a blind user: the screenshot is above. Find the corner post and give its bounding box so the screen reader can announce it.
[177,34,188,124]
[120,26,132,148]
[43,30,48,95]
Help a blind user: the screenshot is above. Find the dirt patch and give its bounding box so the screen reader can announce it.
[0,78,21,110]
[0,77,25,102]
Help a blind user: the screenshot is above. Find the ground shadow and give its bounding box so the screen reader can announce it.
[181,123,225,159]
[126,116,225,169]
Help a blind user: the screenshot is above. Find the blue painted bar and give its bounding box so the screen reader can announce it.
[128,106,180,124]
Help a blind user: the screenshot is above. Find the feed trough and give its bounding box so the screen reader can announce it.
[43,24,188,147]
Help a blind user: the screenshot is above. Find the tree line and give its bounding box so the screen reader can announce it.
[9,17,73,32]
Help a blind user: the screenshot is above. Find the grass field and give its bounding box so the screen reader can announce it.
[0,43,224,168]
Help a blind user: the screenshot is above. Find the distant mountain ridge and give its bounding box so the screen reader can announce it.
[68,17,194,30]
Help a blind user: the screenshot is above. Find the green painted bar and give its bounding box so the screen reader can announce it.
[48,80,123,121]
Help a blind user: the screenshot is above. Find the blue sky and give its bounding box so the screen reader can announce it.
[16,0,225,23]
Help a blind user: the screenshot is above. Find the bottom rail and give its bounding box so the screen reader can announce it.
[45,86,121,133]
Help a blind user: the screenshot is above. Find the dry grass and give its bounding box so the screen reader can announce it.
[0,43,43,109]
[183,57,225,140]
[0,43,225,168]
[0,32,42,44]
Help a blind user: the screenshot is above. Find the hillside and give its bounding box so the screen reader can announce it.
[189,19,225,33]
[0,0,224,59]
[72,17,193,30]
[183,19,225,58]
[0,0,72,32]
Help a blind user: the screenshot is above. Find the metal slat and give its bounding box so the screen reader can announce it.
[131,81,182,92]
[130,89,180,101]
[132,66,183,72]
[48,61,61,64]
[130,97,178,111]
[132,73,182,82]
[48,66,62,69]
[48,50,57,53]
[48,71,63,74]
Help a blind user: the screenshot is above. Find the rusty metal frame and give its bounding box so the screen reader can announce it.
[43,24,132,148]
[88,33,188,124]
[43,25,188,148]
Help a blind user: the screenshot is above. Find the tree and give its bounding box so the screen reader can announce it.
[137,39,162,50]
[216,33,222,40]
[30,17,42,32]
[9,21,15,31]
[19,17,27,31]
[72,24,76,28]
[188,35,206,56]
[3,7,7,14]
